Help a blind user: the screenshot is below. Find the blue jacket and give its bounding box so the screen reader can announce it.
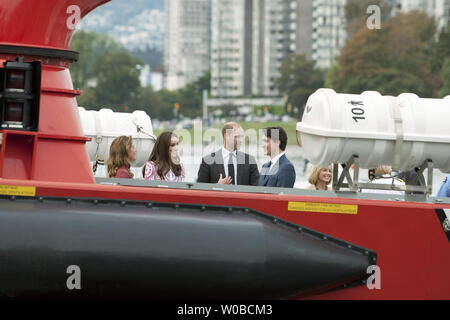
[437,174,450,197]
[257,154,296,188]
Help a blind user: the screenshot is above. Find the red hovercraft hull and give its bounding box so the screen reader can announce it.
[0,0,448,299]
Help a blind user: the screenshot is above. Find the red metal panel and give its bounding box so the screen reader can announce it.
[0,0,110,50]
[1,179,446,299]
[1,134,35,180]
[32,140,94,183]
[39,90,83,136]
[0,0,448,299]
[40,65,76,90]
[41,87,81,96]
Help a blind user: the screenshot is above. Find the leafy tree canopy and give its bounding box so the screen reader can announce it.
[439,59,450,98]
[275,54,324,117]
[70,30,120,89]
[71,30,143,110]
[431,26,450,73]
[328,11,441,97]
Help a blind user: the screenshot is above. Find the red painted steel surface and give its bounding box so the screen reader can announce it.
[0,1,105,183]
[1,179,448,299]
[0,0,110,50]
[0,134,35,180]
[0,0,449,300]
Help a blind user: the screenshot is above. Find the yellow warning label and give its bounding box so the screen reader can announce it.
[0,185,36,197]
[288,201,358,215]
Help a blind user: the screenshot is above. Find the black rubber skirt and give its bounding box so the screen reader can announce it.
[0,196,376,299]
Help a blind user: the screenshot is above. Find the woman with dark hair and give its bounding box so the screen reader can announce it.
[106,136,136,178]
[143,131,185,182]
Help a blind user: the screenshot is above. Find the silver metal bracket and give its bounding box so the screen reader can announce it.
[333,156,433,196]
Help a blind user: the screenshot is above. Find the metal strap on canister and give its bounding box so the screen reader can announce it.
[132,117,156,141]
[93,110,103,161]
[388,96,404,171]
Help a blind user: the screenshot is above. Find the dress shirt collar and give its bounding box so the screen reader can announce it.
[270,151,285,168]
[222,146,236,161]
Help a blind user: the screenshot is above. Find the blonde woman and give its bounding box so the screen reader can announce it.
[106,136,136,178]
[307,166,332,190]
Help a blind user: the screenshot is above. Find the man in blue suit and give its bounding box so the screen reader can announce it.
[258,126,296,188]
[437,174,450,197]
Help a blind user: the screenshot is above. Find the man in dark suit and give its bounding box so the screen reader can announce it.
[258,126,296,188]
[197,122,259,185]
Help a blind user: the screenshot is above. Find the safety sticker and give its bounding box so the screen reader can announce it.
[0,185,36,197]
[288,201,358,215]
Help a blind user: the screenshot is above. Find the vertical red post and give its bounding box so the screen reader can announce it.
[0,0,110,183]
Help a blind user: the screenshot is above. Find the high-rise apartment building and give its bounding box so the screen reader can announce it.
[164,0,211,90]
[398,0,450,30]
[262,0,306,95]
[210,0,247,97]
[310,0,347,69]
[210,0,348,97]
[211,0,307,97]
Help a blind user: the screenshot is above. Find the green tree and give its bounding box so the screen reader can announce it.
[70,30,119,89]
[431,27,450,73]
[439,59,450,98]
[177,70,211,118]
[76,87,98,107]
[70,30,144,110]
[131,86,167,120]
[157,89,182,120]
[94,49,143,109]
[325,64,340,89]
[130,70,211,120]
[275,54,324,117]
[332,11,439,97]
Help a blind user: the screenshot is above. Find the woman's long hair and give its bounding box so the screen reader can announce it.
[107,136,134,178]
[143,131,182,179]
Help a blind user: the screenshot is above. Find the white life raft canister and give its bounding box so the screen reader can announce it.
[78,107,155,167]
[296,88,450,172]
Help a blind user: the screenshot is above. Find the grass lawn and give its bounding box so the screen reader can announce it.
[154,121,299,145]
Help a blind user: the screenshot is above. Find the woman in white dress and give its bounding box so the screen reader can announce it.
[143,131,185,182]
[362,165,404,195]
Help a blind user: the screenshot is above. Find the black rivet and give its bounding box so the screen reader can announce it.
[201,206,206,211]
[93,199,98,205]
[120,201,126,207]
[10,196,16,201]
[147,202,152,208]
[66,198,72,204]
[38,197,44,202]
